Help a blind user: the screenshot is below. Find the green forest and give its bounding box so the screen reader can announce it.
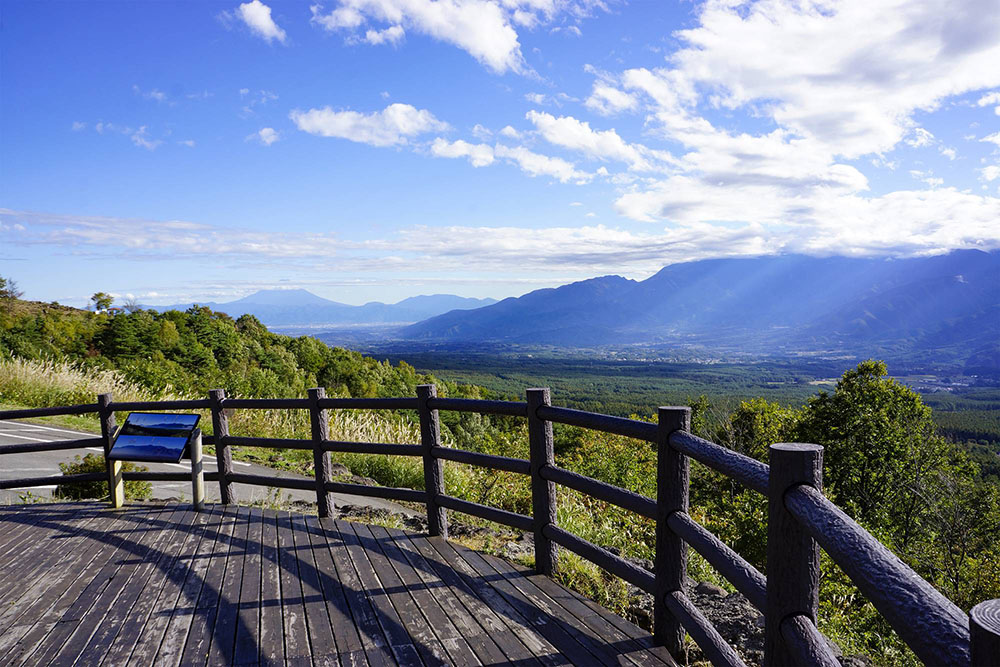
[2,286,999,664]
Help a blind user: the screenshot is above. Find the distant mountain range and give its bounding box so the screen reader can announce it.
[157,289,497,326]
[401,250,1000,363]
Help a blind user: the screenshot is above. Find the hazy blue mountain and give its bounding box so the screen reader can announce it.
[401,250,1000,357]
[227,288,343,307]
[157,290,496,326]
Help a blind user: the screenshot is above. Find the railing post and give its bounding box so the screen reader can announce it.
[765,443,823,666]
[308,387,334,517]
[190,428,204,512]
[527,388,557,576]
[97,393,123,508]
[417,384,447,538]
[971,598,1000,666]
[655,406,690,656]
[209,389,234,504]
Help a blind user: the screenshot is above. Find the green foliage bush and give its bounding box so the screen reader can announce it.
[56,453,152,501]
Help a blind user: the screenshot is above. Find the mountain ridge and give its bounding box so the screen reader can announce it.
[401,250,1000,362]
[156,290,497,326]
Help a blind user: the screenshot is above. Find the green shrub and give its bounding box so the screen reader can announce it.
[56,453,152,500]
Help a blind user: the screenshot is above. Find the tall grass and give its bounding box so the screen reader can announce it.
[0,357,181,408]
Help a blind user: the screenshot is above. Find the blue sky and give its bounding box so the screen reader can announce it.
[2,0,999,308]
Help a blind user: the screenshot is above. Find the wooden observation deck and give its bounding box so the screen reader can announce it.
[2,386,999,666]
[0,503,676,667]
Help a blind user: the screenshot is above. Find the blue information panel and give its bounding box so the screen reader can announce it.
[109,412,201,463]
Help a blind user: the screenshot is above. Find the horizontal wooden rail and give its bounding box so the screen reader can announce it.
[779,615,840,667]
[535,404,658,442]
[109,399,210,411]
[436,494,534,532]
[430,446,530,474]
[666,511,767,611]
[227,472,315,491]
[222,470,426,503]
[0,437,104,455]
[668,430,769,494]
[326,481,425,503]
[785,483,970,665]
[317,397,419,410]
[543,524,655,593]
[0,472,105,490]
[0,404,99,420]
[222,398,310,409]
[323,441,423,457]
[223,435,314,450]
[664,590,747,667]
[541,465,657,520]
[426,397,527,417]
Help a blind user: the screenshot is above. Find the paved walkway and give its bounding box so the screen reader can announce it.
[0,503,677,666]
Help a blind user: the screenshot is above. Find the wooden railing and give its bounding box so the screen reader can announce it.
[1,385,998,666]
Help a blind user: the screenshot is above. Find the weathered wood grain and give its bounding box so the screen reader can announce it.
[766,443,823,666]
[417,384,447,538]
[0,503,693,667]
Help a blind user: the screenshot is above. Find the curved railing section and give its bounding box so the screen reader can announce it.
[1,385,998,666]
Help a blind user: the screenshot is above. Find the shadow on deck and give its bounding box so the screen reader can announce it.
[0,503,677,667]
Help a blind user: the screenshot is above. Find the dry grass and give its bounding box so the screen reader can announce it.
[0,357,183,408]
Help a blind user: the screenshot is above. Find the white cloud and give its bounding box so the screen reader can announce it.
[646,0,1000,159]
[499,125,522,139]
[981,132,1000,148]
[471,123,493,140]
[235,0,287,43]
[906,128,935,148]
[72,121,86,131]
[178,139,196,147]
[525,92,549,105]
[494,144,591,183]
[250,127,280,146]
[569,201,583,206]
[556,0,1000,242]
[430,138,494,167]
[978,91,1000,115]
[290,103,449,147]
[982,165,1000,182]
[130,127,163,151]
[585,82,638,116]
[6,199,1000,282]
[553,25,582,37]
[311,0,525,73]
[132,85,168,102]
[526,110,659,171]
[240,89,279,117]
[364,25,405,45]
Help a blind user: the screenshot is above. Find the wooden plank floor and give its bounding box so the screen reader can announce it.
[0,503,678,667]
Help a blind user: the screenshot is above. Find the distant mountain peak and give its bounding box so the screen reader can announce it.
[155,288,498,327]
[229,289,345,307]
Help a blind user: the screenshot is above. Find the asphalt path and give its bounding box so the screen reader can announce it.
[0,419,414,514]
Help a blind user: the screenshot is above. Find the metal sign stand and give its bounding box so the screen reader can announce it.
[107,413,204,512]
